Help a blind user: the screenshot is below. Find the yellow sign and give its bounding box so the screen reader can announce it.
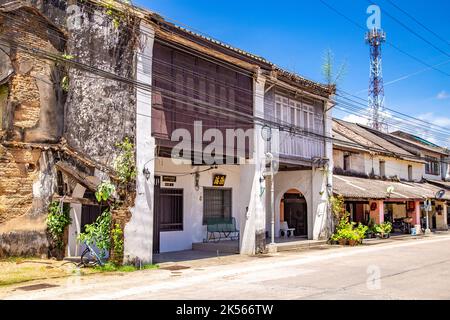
[213,174,226,187]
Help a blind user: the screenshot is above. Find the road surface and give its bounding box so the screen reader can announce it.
[3,235,450,300]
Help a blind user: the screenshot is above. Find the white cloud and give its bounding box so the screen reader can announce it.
[342,114,369,125]
[436,90,450,100]
[415,113,450,148]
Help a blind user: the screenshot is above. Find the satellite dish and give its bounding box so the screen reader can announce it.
[436,189,446,200]
[387,186,395,194]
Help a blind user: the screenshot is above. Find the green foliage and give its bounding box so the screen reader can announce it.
[114,137,136,184]
[61,54,74,60]
[330,213,367,244]
[321,48,347,86]
[103,0,131,29]
[46,201,71,249]
[329,195,345,220]
[77,209,112,258]
[95,181,116,202]
[111,223,124,264]
[375,222,392,235]
[94,262,158,273]
[61,75,69,92]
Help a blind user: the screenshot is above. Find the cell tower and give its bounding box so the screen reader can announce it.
[365,28,387,131]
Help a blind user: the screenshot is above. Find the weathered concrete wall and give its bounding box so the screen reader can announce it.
[63,4,138,166]
[0,147,57,257]
[0,7,66,143]
[0,5,66,256]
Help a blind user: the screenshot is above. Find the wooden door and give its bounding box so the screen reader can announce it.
[284,198,307,237]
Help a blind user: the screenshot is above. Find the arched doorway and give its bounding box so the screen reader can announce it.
[281,190,308,237]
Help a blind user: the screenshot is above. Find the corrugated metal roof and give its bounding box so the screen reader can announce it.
[333,119,422,162]
[333,175,450,200]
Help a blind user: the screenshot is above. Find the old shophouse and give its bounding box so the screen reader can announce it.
[332,119,450,232]
[0,0,335,263]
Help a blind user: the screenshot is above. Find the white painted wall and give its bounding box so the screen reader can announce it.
[124,22,155,264]
[271,168,329,240]
[155,158,242,253]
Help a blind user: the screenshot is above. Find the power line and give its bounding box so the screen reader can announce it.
[3,34,449,166]
[3,5,449,141]
[384,0,450,47]
[319,0,450,77]
[367,0,450,58]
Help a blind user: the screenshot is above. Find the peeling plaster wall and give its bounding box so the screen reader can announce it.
[0,147,57,257]
[0,1,141,257]
[63,5,138,166]
[0,9,66,143]
[0,5,64,256]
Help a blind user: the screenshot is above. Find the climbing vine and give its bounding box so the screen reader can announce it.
[103,0,133,29]
[95,181,116,202]
[46,201,72,250]
[111,223,124,265]
[114,137,136,184]
[78,208,112,259]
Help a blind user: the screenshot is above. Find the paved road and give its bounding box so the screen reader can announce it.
[3,235,450,300]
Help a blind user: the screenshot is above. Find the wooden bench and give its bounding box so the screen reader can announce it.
[206,217,239,243]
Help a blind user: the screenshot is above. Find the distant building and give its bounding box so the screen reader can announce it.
[332,119,449,231]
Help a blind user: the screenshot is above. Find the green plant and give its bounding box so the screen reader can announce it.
[321,48,347,87]
[95,181,116,202]
[61,75,69,92]
[114,137,136,184]
[330,213,367,244]
[46,201,71,249]
[329,195,346,220]
[61,54,74,60]
[375,222,392,236]
[78,209,112,258]
[355,223,369,241]
[111,223,124,265]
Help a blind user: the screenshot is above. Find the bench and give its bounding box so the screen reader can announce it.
[206,217,239,243]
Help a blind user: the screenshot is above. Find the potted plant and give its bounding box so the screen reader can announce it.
[356,223,369,244]
[375,222,392,239]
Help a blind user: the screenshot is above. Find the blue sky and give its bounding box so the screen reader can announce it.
[135,0,450,145]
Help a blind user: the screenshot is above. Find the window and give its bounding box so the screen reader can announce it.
[408,165,413,181]
[274,94,316,132]
[203,188,232,224]
[343,153,351,171]
[425,157,440,175]
[379,160,386,177]
[160,189,183,231]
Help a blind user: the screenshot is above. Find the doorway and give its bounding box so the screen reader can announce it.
[282,192,307,237]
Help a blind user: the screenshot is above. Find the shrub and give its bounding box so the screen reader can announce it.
[46,201,71,250]
[78,209,112,259]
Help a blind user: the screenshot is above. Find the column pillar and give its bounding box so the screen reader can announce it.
[239,71,266,255]
[436,201,448,231]
[369,200,384,224]
[124,22,155,264]
[412,200,421,234]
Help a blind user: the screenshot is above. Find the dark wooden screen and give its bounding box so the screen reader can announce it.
[160,188,184,231]
[81,205,103,233]
[151,42,254,159]
[203,188,232,224]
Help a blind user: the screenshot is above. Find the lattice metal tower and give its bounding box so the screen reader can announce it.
[365,28,387,131]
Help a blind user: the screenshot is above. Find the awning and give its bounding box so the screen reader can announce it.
[333,175,450,201]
